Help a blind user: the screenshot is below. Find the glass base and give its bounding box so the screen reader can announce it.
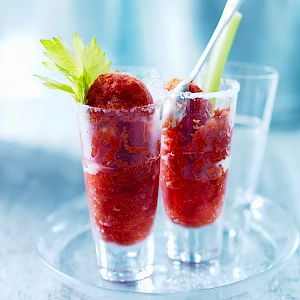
[93,230,154,282]
[165,215,223,263]
[99,265,154,282]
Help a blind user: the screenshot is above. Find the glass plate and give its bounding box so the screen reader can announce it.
[37,195,299,299]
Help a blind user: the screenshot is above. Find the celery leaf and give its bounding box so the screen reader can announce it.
[33,75,75,94]
[40,38,79,77]
[81,36,111,86]
[36,32,112,104]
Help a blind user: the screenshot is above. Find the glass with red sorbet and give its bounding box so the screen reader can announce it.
[77,72,162,281]
[35,33,163,281]
[151,78,239,263]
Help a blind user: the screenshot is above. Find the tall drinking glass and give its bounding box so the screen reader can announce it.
[151,78,240,263]
[223,61,279,208]
[77,67,162,282]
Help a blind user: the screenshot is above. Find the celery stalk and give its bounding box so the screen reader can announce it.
[202,11,243,93]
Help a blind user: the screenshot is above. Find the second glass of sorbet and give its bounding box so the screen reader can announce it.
[151,78,239,263]
[77,80,162,281]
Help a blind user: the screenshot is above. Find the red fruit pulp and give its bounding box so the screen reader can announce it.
[87,72,153,110]
[80,72,160,246]
[160,80,232,227]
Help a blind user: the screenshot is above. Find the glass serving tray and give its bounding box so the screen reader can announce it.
[37,195,299,300]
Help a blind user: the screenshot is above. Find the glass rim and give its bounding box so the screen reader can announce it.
[223,61,279,80]
[75,101,162,113]
[151,78,240,99]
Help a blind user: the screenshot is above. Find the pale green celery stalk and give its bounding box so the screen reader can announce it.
[202,11,243,93]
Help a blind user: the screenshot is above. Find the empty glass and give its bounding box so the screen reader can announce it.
[223,61,279,208]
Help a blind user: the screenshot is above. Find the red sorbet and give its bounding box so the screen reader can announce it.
[160,79,232,227]
[87,72,153,110]
[81,72,160,246]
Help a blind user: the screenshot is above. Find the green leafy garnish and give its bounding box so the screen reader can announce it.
[202,11,242,93]
[34,33,112,104]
